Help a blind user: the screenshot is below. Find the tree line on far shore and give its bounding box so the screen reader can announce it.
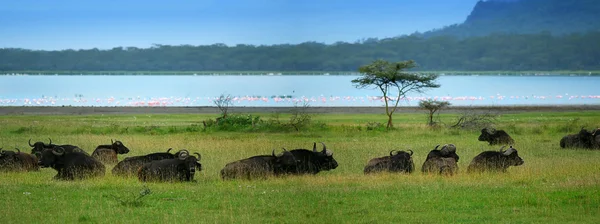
[1,32,599,72]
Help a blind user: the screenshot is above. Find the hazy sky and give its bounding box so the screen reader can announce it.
[0,0,480,50]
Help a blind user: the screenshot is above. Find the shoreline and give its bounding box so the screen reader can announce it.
[1,105,599,115]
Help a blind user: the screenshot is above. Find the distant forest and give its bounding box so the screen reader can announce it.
[1,32,599,72]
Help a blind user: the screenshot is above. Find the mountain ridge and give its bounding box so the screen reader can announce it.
[423,0,600,37]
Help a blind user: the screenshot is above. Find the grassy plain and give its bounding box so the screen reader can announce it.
[0,111,599,223]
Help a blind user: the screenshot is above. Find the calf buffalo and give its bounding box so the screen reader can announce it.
[421,144,459,175]
[364,149,414,174]
[560,128,600,149]
[288,142,338,175]
[220,149,297,180]
[112,148,178,177]
[467,146,524,173]
[478,128,515,145]
[137,150,202,182]
[29,138,87,159]
[38,146,105,180]
[92,139,130,164]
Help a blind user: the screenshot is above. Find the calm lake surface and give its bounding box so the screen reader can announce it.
[0,75,598,107]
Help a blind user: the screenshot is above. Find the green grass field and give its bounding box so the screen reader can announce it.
[1,111,599,223]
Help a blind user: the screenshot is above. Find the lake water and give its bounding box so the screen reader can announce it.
[0,75,598,107]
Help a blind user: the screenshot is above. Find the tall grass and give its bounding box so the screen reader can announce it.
[1,111,599,223]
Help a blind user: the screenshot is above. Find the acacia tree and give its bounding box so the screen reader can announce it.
[352,59,440,129]
[214,93,233,119]
[419,99,451,126]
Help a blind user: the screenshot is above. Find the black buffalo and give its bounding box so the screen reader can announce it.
[363,149,414,174]
[92,139,130,164]
[560,128,600,149]
[287,142,338,175]
[29,138,87,159]
[467,146,524,173]
[38,146,105,180]
[112,148,179,177]
[0,148,38,172]
[137,150,202,182]
[220,149,298,180]
[421,144,460,175]
[478,128,515,145]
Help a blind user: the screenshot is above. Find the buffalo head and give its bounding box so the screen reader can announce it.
[111,139,130,154]
[501,146,524,166]
[29,138,54,158]
[312,142,338,171]
[38,146,65,168]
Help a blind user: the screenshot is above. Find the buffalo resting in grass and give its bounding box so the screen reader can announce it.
[421,144,459,175]
[560,128,600,149]
[478,128,515,145]
[137,150,202,182]
[220,148,298,180]
[467,146,524,173]
[112,148,180,177]
[29,138,87,159]
[38,146,105,180]
[0,148,39,172]
[363,149,414,174]
[287,142,338,175]
[92,139,130,164]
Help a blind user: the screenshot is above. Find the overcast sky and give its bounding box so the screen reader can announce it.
[0,0,480,50]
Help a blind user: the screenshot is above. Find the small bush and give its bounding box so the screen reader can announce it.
[111,186,152,208]
[365,122,385,131]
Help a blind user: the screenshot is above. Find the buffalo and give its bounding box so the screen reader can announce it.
[467,146,524,173]
[478,128,515,145]
[1,148,32,171]
[0,148,39,172]
[560,128,600,149]
[364,149,414,174]
[112,148,179,177]
[38,146,105,180]
[137,150,202,182]
[29,138,87,159]
[220,148,298,180]
[421,144,459,175]
[92,139,130,164]
[287,142,338,175]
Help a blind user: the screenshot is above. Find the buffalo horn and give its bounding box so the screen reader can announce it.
[29,139,34,147]
[14,147,20,154]
[447,144,456,153]
[272,149,276,157]
[389,150,397,156]
[178,150,189,160]
[503,146,515,156]
[166,148,173,153]
[52,147,65,156]
[498,145,507,152]
[194,152,201,160]
[48,138,52,145]
[440,144,449,155]
[312,142,317,152]
[111,139,114,145]
[407,149,413,156]
[320,142,327,151]
[433,144,440,151]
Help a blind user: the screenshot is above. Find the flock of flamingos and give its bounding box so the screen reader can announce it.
[2,94,600,107]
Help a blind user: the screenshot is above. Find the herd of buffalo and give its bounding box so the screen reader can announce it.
[1,127,599,181]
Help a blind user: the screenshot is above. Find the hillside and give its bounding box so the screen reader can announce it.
[424,0,600,37]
